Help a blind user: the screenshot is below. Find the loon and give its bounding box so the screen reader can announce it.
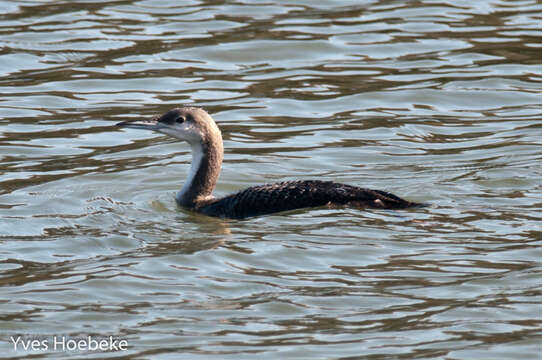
[116,107,423,219]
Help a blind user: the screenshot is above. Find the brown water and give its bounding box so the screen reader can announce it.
[1,1,542,359]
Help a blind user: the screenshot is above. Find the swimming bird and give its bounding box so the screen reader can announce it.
[116,107,423,219]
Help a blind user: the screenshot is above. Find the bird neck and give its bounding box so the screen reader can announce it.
[176,132,223,209]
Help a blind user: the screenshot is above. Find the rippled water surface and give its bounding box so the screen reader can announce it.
[1,0,542,359]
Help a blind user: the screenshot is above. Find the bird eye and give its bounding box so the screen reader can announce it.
[176,116,185,124]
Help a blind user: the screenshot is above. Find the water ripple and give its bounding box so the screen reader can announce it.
[1,0,541,359]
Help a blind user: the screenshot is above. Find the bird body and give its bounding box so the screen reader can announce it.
[117,107,423,219]
[196,180,418,219]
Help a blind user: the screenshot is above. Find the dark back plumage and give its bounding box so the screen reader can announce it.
[198,180,422,219]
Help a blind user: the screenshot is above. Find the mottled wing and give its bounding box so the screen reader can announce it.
[198,180,420,219]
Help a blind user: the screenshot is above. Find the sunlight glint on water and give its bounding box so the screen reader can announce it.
[0,1,541,359]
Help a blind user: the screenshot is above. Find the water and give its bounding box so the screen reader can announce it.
[1,0,542,359]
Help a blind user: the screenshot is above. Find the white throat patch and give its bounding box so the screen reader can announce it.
[176,142,204,203]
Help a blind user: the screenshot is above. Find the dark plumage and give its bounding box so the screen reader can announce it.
[198,180,422,219]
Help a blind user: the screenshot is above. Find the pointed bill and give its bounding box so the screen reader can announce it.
[116,117,165,131]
